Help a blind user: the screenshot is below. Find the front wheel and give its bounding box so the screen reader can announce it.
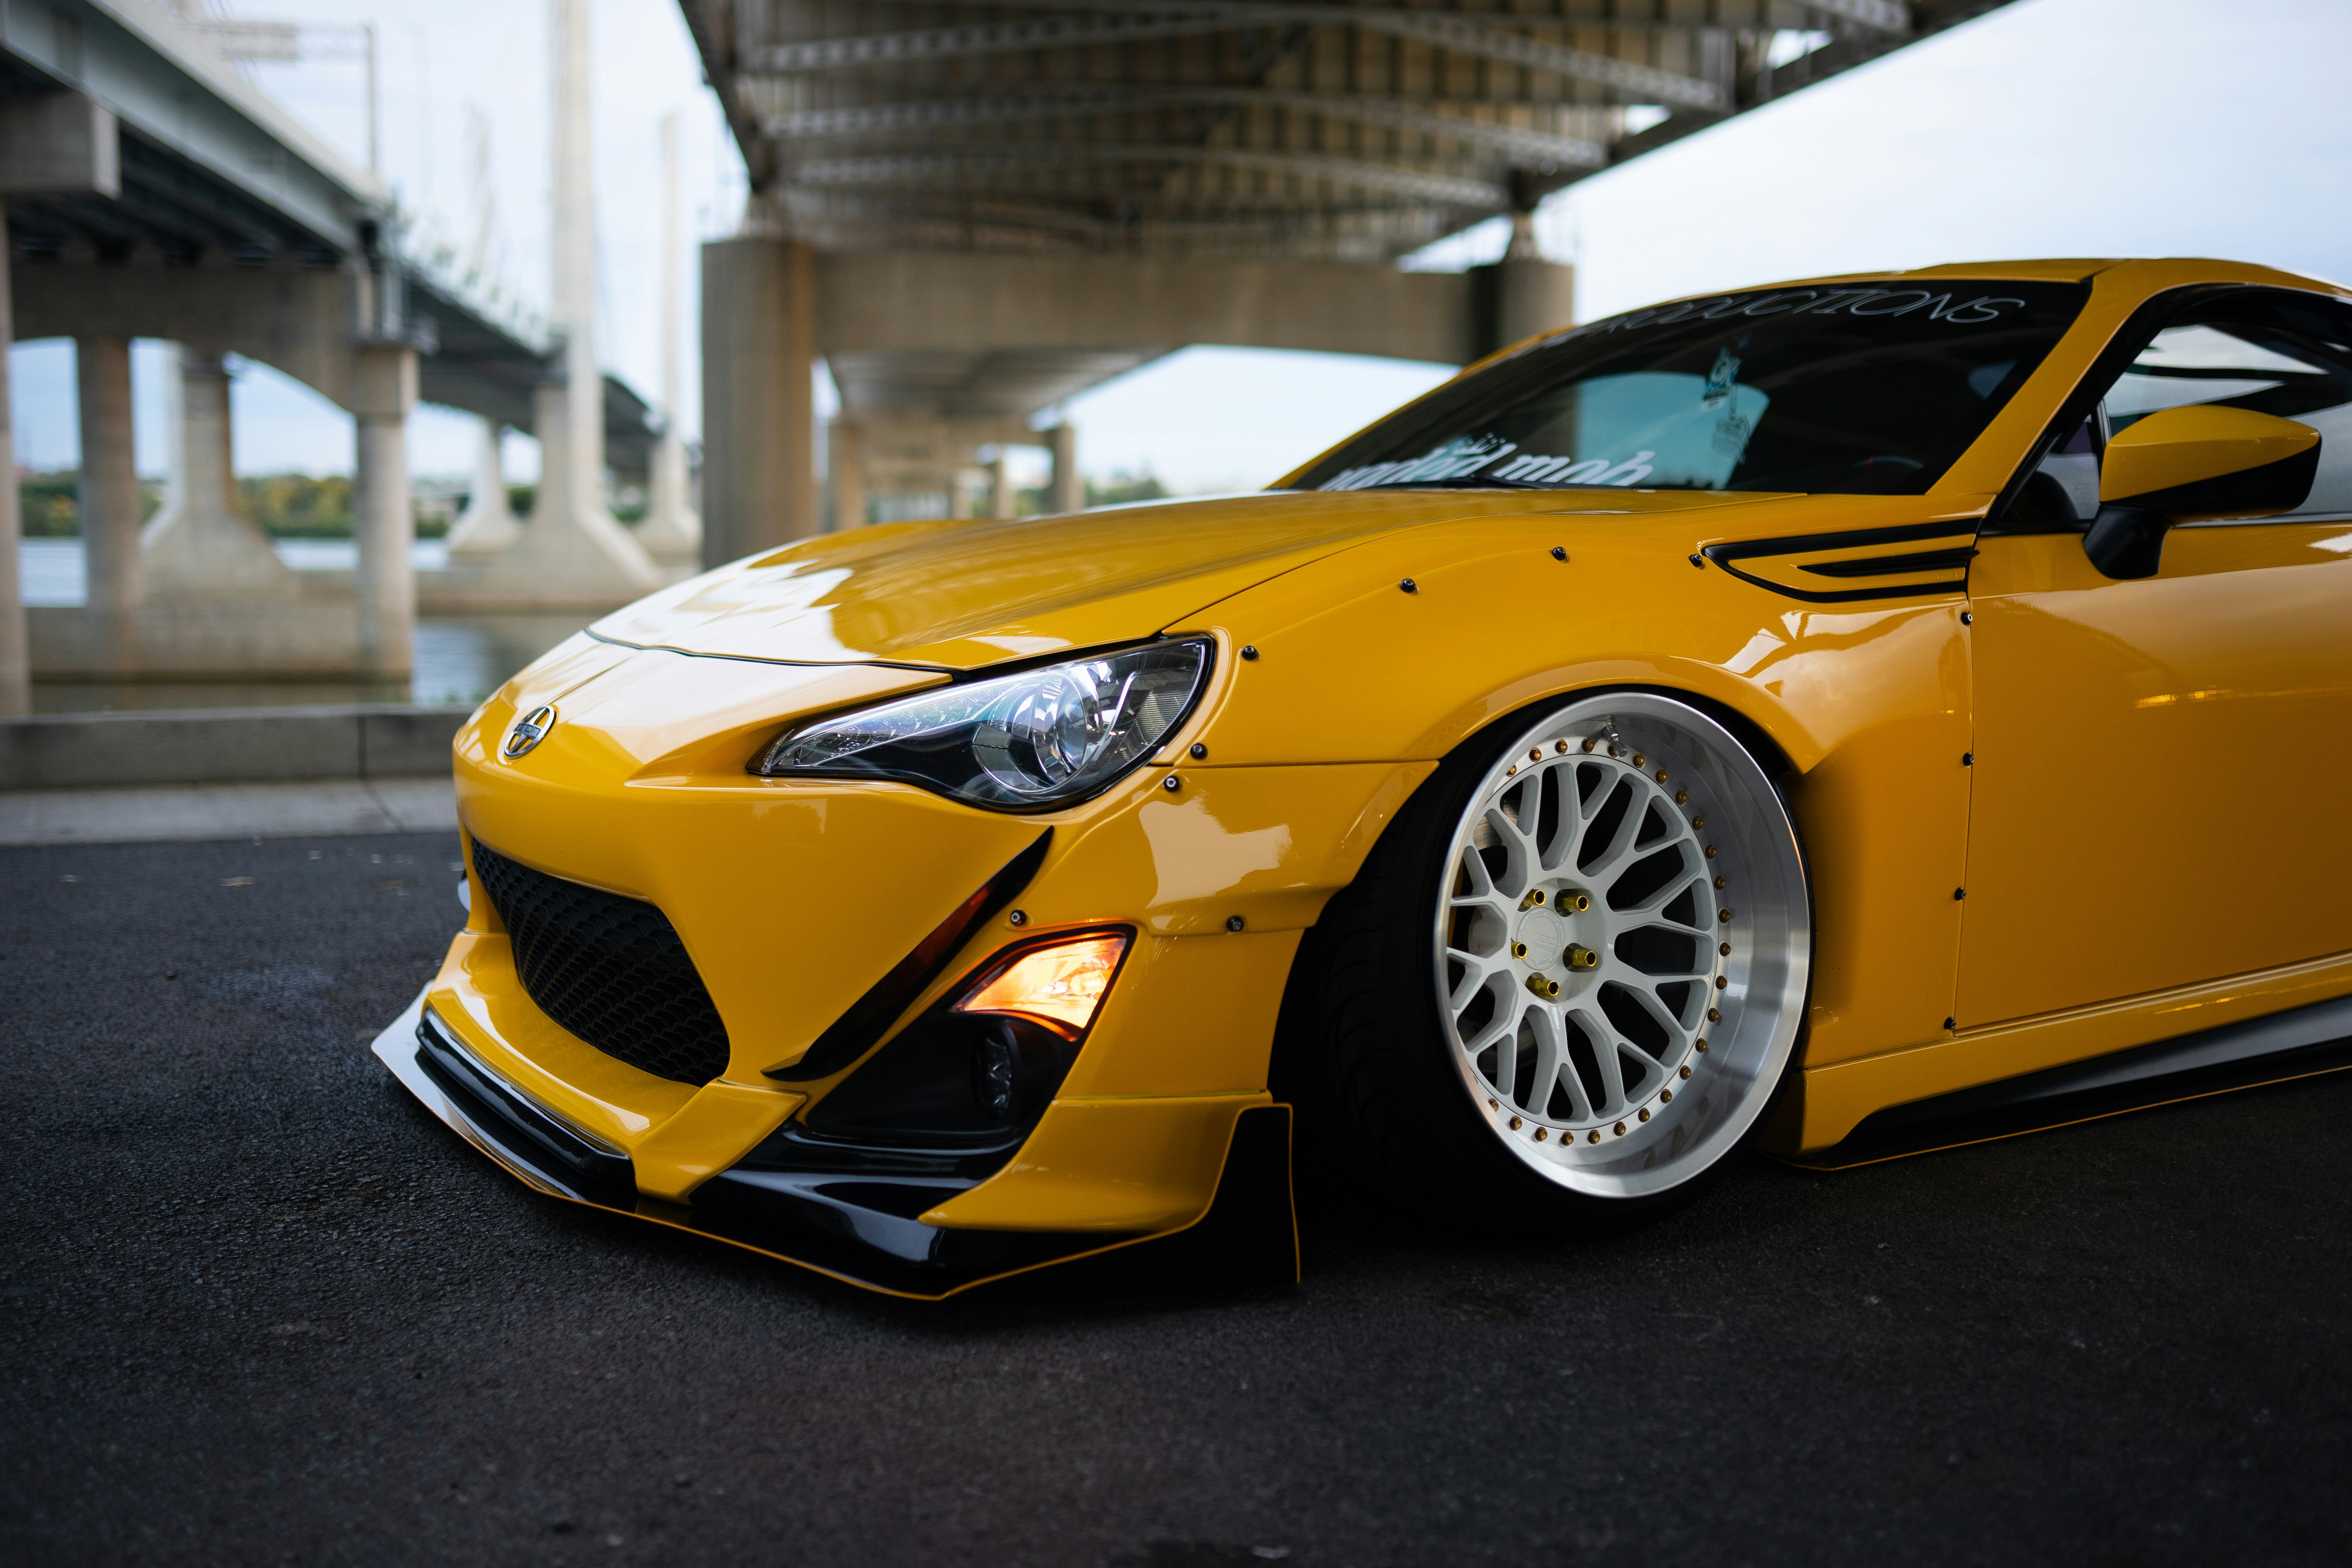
[1288,691,1811,1232]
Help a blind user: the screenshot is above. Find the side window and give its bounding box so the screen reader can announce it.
[2012,292,2352,526]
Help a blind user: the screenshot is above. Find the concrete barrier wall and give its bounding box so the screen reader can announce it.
[0,704,474,791]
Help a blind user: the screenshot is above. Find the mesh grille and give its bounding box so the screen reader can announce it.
[469,839,731,1086]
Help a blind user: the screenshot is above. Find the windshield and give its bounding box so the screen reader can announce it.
[1287,280,2090,496]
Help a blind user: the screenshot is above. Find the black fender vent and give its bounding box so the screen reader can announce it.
[468,839,731,1086]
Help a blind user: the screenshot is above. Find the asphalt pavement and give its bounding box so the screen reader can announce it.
[5,830,2348,1567]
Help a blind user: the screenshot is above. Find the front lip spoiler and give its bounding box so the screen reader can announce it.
[371,991,1298,1299]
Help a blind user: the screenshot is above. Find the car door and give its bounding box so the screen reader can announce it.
[1958,287,2352,1027]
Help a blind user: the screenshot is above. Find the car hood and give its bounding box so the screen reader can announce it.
[591,488,1769,670]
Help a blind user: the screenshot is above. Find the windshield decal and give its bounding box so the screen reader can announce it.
[1534,289,2033,355]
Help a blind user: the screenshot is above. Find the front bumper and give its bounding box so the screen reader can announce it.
[375,639,1421,1296]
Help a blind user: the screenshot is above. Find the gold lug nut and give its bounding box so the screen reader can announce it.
[1675,790,1689,805]
[1719,909,1732,922]
[1719,942,1732,956]
[1655,769,1669,783]
[1555,740,1571,754]
[1509,1115,1523,1130]
[1520,889,1547,910]
[1715,975,1730,990]
[1638,1109,1651,1122]
[1564,944,1601,971]
[1534,1127,1548,1142]
[1530,748,1544,762]
[1526,974,1562,999]
[1697,1038,1710,1052]
[1707,1008,1721,1022]
[1582,739,1597,753]
[1679,1065,1692,1080]
[1557,890,1591,913]
[1660,1088,1673,1103]
[1586,1130,1601,1144]
[1713,876,1727,889]
[1632,753,1645,768]
[1613,1122,1627,1136]
[1488,1098,1498,1110]
[1704,844,1719,859]
[1506,764,1517,775]
[1510,941,1529,958]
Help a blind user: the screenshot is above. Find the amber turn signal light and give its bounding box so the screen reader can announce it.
[956,933,1130,1038]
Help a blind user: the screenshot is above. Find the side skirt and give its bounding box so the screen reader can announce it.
[1785,992,2352,1170]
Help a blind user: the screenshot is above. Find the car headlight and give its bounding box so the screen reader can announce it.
[750,639,1213,809]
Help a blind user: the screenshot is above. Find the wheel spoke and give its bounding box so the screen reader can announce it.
[1522,1005,1567,1118]
[1445,948,1503,1009]
[1584,780,1661,882]
[1568,1003,1631,1116]
[1461,990,1519,1056]
[1616,982,1694,1048]
[1609,929,1710,979]
[1451,841,1498,904]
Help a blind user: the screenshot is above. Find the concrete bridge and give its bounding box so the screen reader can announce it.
[684,0,2014,563]
[0,0,662,710]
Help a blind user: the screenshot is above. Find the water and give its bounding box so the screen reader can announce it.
[18,538,588,714]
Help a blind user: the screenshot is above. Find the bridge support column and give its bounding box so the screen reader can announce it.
[701,235,816,567]
[0,206,25,715]
[351,343,418,680]
[988,454,1015,520]
[75,335,142,675]
[829,418,865,532]
[1048,425,1082,514]
[142,349,297,601]
[445,418,519,561]
[532,382,567,526]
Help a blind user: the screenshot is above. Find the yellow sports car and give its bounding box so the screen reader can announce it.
[375,257,2352,1298]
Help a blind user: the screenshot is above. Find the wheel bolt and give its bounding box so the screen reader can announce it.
[1556,890,1590,913]
[1564,944,1600,971]
[1519,889,1546,910]
[1510,941,1529,958]
[1525,974,1561,999]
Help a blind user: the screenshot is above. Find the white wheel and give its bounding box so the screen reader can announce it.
[1432,693,1810,1198]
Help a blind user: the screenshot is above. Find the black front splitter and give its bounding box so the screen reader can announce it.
[372,994,1298,1299]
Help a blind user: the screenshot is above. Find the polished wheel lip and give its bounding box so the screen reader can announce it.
[1430,692,1811,1200]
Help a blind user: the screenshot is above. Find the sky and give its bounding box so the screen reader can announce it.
[11,0,2352,492]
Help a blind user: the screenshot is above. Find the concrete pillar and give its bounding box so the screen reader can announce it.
[142,350,298,600]
[988,453,1015,519]
[830,417,864,531]
[75,335,142,673]
[350,343,418,679]
[701,235,817,567]
[1494,259,1577,349]
[453,0,659,608]
[946,472,971,520]
[1470,211,1576,357]
[532,381,567,526]
[0,204,27,715]
[635,110,701,571]
[444,417,519,560]
[1049,424,1082,514]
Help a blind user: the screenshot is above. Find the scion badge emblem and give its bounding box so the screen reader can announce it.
[503,705,557,759]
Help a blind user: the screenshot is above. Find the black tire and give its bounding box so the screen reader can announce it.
[1277,689,1811,1238]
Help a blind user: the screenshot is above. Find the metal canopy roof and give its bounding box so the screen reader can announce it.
[686,0,2019,264]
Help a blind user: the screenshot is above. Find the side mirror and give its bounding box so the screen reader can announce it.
[2083,405,2319,579]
